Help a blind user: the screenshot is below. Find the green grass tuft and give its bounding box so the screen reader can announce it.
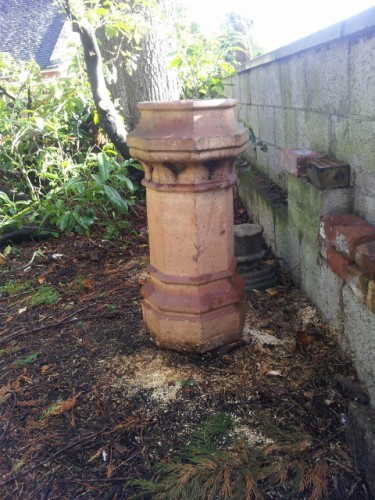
[29,285,60,307]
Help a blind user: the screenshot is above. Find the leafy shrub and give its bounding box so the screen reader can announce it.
[0,53,143,239]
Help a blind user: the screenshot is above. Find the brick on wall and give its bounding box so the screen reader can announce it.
[320,213,375,314]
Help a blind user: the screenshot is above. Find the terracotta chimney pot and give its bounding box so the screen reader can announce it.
[128,99,249,352]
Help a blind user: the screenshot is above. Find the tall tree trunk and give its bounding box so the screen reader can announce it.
[100,0,180,131]
[78,24,130,158]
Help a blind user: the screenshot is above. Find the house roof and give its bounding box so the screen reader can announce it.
[0,0,65,69]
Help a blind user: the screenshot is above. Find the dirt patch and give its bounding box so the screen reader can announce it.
[0,223,371,498]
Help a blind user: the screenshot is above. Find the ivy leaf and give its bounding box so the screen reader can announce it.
[114,174,134,193]
[97,153,111,182]
[103,185,128,213]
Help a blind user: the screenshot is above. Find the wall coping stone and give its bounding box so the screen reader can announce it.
[236,6,375,73]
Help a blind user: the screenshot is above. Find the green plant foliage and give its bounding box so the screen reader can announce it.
[0,279,31,296]
[239,119,268,153]
[16,352,41,368]
[40,399,63,420]
[171,8,263,100]
[0,52,143,239]
[29,285,60,307]
[0,347,18,359]
[171,15,236,99]
[128,414,328,499]
[220,12,263,66]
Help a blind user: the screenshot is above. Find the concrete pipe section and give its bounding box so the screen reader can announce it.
[128,99,249,352]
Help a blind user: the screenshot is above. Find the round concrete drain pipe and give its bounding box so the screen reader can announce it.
[128,99,249,352]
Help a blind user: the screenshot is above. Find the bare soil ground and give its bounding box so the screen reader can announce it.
[0,206,371,499]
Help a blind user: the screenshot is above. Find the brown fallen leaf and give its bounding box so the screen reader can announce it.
[17,399,42,407]
[82,276,94,290]
[106,463,115,479]
[113,443,130,454]
[47,392,81,417]
[88,446,106,463]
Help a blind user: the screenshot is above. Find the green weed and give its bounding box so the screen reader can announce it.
[29,285,60,307]
[128,414,328,500]
[40,399,63,420]
[16,352,41,368]
[0,347,18,358]
[0,279,31,296]
[103,303,117,311]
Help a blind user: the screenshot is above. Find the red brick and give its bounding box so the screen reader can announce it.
[319,214,367,244]
[335,225,375,260]
[366,280,375,313]
[281,149,322,177]
[343,264,369,302]
[326,246,351,279]
[355,241,375,279]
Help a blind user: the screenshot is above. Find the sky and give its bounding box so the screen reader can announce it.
[182,0,375,52]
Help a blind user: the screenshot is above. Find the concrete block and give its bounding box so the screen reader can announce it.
[347,403,375,497]
[298,238,321,301]
[239,72,251,105]
[315,258,344,330]
[288,176,353,242]
[223,76,235,99]
[356,241,375,279]
[262,64,282,107]
[295,110,330,151]
[352,169,375,225]
[331,116,375,172]
[343,264,369,302]
[350,33,375,117]
[255,148,270,178]
[306,157,350,189]
[347,118,375,170]
[237,104,248,125]
[279,56,305,109]
[246,105,260,137]
[281,149,322,177]
[275,108,297,149]
[267,146,285,187]
[256,191,276,250]
[343,285,375,405]
[354,192,375,226]
[234,223,264,263]
[302,40,350,115]
[258,106,275,145]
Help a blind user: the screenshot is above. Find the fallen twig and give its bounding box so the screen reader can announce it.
[0,391,17,445]
[0,428,106,486]
[0,304,92,346]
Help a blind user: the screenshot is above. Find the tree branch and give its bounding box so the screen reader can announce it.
[59,0,130,159]
[0,86,15,101]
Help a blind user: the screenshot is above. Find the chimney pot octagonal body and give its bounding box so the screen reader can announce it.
[128,99,249,352]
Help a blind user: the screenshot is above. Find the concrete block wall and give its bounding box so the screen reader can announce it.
[226,7,375,224]
[230,7,375,405]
